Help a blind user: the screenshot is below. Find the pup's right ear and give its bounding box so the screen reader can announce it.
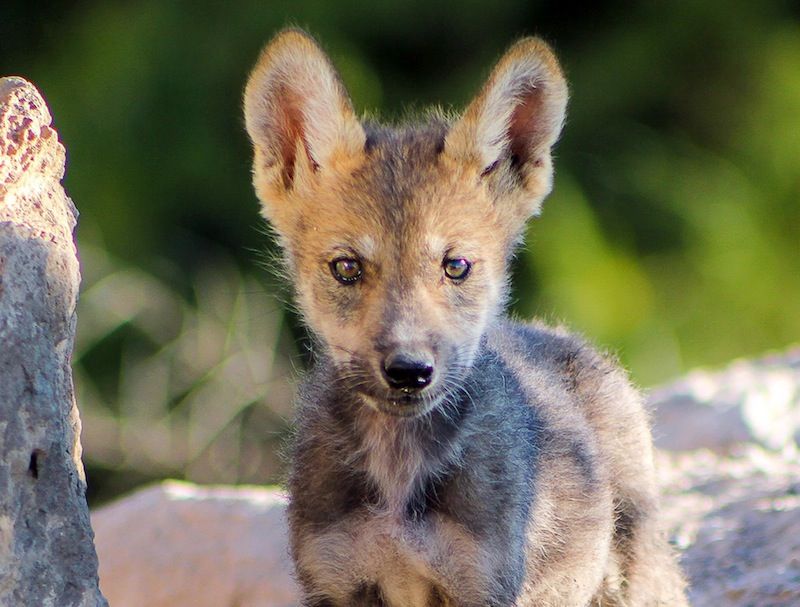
[243,29,365,209]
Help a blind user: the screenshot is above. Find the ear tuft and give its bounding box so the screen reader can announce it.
[243,29,365,195]
[446,37,568,182]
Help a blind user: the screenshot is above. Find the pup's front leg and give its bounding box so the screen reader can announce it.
[351,583,455,607]
[427,585,456,606]
[308,584,456,607]
[349,584,386,606]
[304,589,384,607]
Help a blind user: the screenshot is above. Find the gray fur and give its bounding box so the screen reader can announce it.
[287,321,688,606]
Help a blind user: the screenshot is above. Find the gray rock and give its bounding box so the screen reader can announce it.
[0,77,107,607]
[651,348,800,454]
[653,350,800,607]
[92,482,298,607]
[659,447,800,607]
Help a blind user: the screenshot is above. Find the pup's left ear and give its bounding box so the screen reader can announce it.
[445,37,568,217]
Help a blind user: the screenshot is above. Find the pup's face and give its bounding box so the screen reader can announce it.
[244,30,567,416]
[272,128,510,416]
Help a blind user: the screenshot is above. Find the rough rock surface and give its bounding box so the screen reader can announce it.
[91,348,800,607]
[93,482,297,607]
[652,348,800,607]
[659,447,800,607]
[0,77,107,606]
[652,347,800,454]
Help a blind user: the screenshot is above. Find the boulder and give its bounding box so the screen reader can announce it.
[659,447,800,607]
[92,482,297,607]
[651,349,800,607]
[651,347,800,454]
[0,77,107,606]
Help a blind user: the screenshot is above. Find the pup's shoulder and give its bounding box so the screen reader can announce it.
[488,318,608,370]
[486,318,633,405]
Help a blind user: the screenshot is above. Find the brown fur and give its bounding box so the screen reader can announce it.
[244,28,688,607]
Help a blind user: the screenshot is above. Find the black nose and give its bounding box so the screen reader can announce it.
[382,353,434,391]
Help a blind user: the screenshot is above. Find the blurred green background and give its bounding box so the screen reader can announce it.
[2,1,798,505]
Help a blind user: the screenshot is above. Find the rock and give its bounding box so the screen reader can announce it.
[651,348,800,454]
[653,348,800,607]
[659,447,800,607]
[92,481,298,607]
[0,78,107,606]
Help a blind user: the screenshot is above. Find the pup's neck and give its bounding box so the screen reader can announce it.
[336,383,473,515]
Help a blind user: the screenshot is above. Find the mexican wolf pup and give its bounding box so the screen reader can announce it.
[243,28,688,607]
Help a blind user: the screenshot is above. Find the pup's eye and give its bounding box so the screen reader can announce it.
[330,257,363,284]
[443,258,471,281]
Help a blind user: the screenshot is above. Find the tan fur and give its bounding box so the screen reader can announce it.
[445,37,567,222]
[243,28,688,607]
[295,509,493,605]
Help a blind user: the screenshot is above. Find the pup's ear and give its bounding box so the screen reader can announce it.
[445,37,568,217]
[243,29,365,203]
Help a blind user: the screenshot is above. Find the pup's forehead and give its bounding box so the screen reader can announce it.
[342,121,480,225]
[302,120,495,256]
[354,121,449,206]
[363,120,448,161]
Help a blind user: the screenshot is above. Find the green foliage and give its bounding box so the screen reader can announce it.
[2,0,798,500]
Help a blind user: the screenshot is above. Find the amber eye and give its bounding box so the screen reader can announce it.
[330,257,363,284]
[443,257,471,281]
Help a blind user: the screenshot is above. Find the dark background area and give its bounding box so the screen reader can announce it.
[2,1,799,505]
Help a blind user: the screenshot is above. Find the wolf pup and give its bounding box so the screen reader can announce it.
[243,29,687,607]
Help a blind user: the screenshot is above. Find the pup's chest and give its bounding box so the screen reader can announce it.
[354,520,438,606]
[295,511,485,606]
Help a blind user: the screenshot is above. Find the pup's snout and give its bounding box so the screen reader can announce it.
[382,352,434,392]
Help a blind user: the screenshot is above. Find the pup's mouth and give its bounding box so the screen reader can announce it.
[358,387,440,418]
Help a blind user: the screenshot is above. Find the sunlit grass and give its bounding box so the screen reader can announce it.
[74,245,298,503]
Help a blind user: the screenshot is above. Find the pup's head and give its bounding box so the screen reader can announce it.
[244,29,567,417]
